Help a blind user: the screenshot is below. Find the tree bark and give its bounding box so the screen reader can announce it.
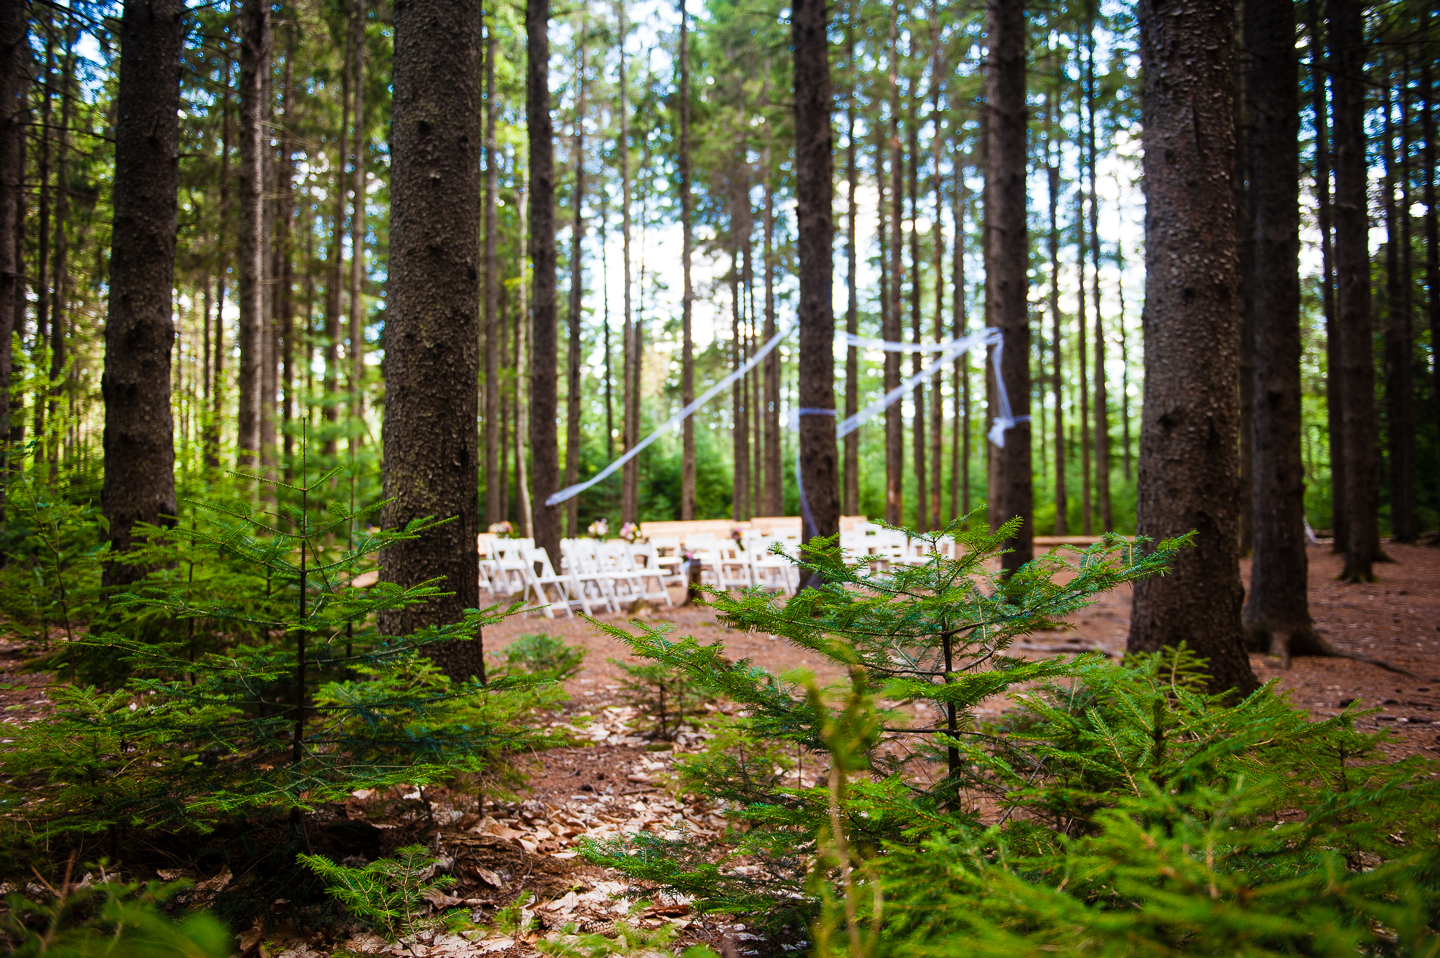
[763,158,782,517]
[1128,0,1257,696]
[1048,113,1067,535]
[565,46,585,537]
[1306,0,1344,549]
[617,0,638,526]
[908,79,926,532]
[483,20,500,525]
[1086,19,1110,533]
[527,0,560,562]
[1382,62,1416,543]
[928,80,944,532]
[678,0,695,521]
[986,0,1031,573]
[235,0,269,470]
[884,8,903,528]
[514,180,533,538]
[1235,6,1254,556]
[0,0,25,489]
[47,27,74,473]
[32,30,51,460]
[951,149,968,522]
[1329,0,1379,582]
[381,0,484,682]
[207,47,230,469]
[730,245,748,521]
[349,0,367,444]
[1243,0,1316,658]
[100,0,182,586]
[323,40,349,459]
[843,19,859,518]
[792,0,837,575]
[277,32,296,471]
[1424,22,1440,544]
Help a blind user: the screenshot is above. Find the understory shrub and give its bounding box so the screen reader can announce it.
[583,519,1440,955]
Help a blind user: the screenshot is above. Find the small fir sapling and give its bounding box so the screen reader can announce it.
[606,657,709,741]
[493,633,588,681]
[0,462,564,880]
[298,845,456,937]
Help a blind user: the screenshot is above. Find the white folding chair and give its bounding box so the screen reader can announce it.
[749,536,798,593]
[627,541,680,605]
[595,540,647,603]
[520,546,591,617]
[715,541,754,591]
[681,532,722,585]
[560,539,618,613]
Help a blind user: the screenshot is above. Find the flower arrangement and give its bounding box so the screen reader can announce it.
[730,525,745,543]
[586,518,610,540]
[619,521,645,544]
[487,521,514,538]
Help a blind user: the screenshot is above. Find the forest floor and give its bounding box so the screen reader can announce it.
[2,540,1438,958]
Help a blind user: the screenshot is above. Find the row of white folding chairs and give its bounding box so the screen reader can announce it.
[555,538,686,615]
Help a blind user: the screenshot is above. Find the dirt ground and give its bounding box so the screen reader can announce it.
[3,540,1438,957]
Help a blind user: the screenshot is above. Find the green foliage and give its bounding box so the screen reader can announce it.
[0,871,232,958]
[605,657,710,741]
[581,523,1440,953]
[493,633,588,682]
[298,845,456,937]
[0,465,564,877]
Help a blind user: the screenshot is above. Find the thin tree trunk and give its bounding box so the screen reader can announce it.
[349,0,367,445]
[1382,61,1416,543]
[500,278,510,521]
[514,175,532,538]
[951,148,967,522]
[1048,99,1067,535]
[928,80,944,531]
[1116,230,1131,481]
[1128,0,1257,695]
[565,45,585,537]
[1308,0,1343,549]
[730,249,747,521]
[601,196,613,461]
[843,18,858,517]
[277,32,295,470]
[7,114,20,458]
[380,0,484,682]
[986,0,1031,572]
[47,26,74,473]
[207,47,230,469]
[1243,0,1316,657]
[1075,189,1090,534]
[101,0,182,586]
[484,20,500,525]
[908,78,926,532]
[235,0,268,470]
[886,8,903,527]
[1087,18,1110,532]
[792,0,837,570]
[1329,0,1380,581]
[678,0,695,521]
[877,119,899,525]
[32,29,51,459]
[763,155,781,517]
[0,0,25,488]
[617,0,638,526]
[260,60,277,482]
[526,0,560,562]
[323,40,348,459]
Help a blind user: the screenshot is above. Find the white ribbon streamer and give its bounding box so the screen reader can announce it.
[545,318,797,505]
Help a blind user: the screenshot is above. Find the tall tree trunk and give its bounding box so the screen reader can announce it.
[1235,6,1255,556]
[1424,21,1440,544]
[484,20,501,525]
[514,176,533,538]
[1382,61,1416,543]
[527,0,560,562]
[47,26,74,473]
[260,61,277,482]
[617,0,638,526]
[1308,0,1343,549]
[235,0,268,470]
[1329,0,1379,581]
[763,156,781,517]
[678,0,695,521]
[32,30,51,460]
[884,7,903,527]
[349,0,367,445]
[1243,0,1316,657]
[792,0,837,570]
[381,0,484,682]
[323,41,349,459]
[842,19,859,518]
[207,47,230,469]
[0,0,25,489]
[601,197,613,461]
[277,33,296,471]
[1116,231,1132,481]
[1086,18,1110,532]
[101,0,182,586]
[565,46,585,537]
[1047,102,1067,535]
[951,150,967,522]
[730,246,748,521]
[1128,0,1257,695]
[928,81,944,531]
[1075,192,1090,533]
[986,0,1031,572]
[499,278,510,522]
[908,79,926,532]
